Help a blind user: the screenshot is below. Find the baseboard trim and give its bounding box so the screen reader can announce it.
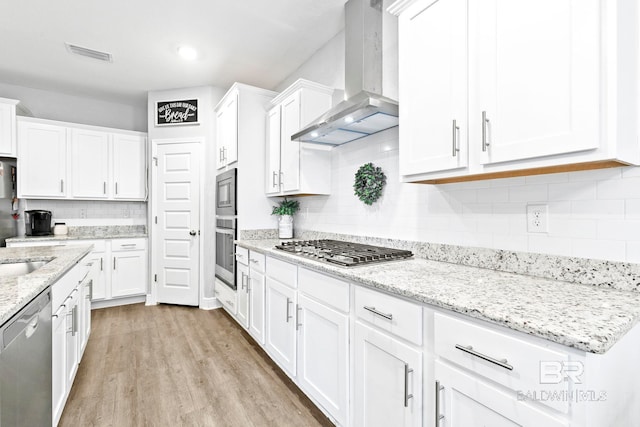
[91,295,147,310]
[200,296,222,310]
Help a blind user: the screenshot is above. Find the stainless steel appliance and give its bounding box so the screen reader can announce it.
[215,218,237,290]
[215,168,237,290]
[0,160,18,246]
[0,288,52,426]
[275,239,413,267]
[216,168,237,216]
[24,210,52,236]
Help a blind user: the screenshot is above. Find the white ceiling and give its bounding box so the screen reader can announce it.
[0,0,346,105]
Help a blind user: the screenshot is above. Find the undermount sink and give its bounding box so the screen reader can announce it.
[0,260,49,276]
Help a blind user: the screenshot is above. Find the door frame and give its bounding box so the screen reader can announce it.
[148,137,205,307]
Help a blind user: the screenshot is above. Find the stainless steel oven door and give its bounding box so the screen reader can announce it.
[216,168,236,216]
[215,227,236,290]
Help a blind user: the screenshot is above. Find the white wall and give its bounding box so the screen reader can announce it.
[147,85,227,301]
[24,200,146,222]
[0,81,147,131]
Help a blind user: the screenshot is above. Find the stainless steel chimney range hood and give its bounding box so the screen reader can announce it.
[292,0,398,146]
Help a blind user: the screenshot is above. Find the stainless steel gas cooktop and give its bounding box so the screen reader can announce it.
[274,239,413,267]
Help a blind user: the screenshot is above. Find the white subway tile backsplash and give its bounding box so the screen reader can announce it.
[492,234,529,252]
[597,219,640,241]
[548,181,597,201]
[597,177,640,199]
[621,166,640,178]
[568,167,622,182]
[524,172,569,184]
[550,218,597,239]
[477,187,509,203]
[508,184,548,202]
[572,239,626,262]
[626,200,640,219]
[528,235,573,257]
[572,199,625,219]
[626,241,640,263]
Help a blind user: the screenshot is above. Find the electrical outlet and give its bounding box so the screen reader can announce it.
[79,208,86,219]
[527,204,548,233]
[122,209,130,218]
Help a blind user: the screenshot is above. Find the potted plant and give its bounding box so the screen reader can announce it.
[271,197,300,239]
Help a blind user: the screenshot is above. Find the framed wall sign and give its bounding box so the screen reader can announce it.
[155,99,199,126]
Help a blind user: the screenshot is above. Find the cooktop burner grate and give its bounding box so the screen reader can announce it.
[274,239,413,267]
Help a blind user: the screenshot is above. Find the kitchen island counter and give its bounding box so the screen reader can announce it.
[0,245,92,325]
[237,238,640,354]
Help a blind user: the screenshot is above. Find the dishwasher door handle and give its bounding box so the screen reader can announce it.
[0,290,50,350]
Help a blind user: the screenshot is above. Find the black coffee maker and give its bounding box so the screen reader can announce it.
[25,210,52,236]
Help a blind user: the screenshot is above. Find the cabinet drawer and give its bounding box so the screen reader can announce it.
[52,260,87,309]
[235,246,249,266]
[298,267,349,313]
[434,313,571,413]
[354,286,422,345]
[215,280,237,314]
[112,238,147,251]
[266,256,297,289]
[248,250,265,273]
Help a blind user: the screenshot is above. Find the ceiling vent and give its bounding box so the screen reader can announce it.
[65,43,113,62]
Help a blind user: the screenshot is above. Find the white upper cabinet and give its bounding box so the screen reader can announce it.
[391,0,639,183]
[17,117,147,200]
[216,90,239,170]
[398,0,468,176]
[112,133,146,200]
[0,97,19,157]
[71,128,109,199]
[18,120,68,198]
[266,79,333,197]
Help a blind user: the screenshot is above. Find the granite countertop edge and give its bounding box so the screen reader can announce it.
[0,245,93,325]
[236,239,640,354]
[6,233,148,243]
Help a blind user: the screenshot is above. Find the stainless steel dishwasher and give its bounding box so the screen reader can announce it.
[0,288,52,426]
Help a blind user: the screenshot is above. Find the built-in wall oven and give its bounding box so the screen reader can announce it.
[215,168,237,290]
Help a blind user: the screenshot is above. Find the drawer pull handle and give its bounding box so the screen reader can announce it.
[250,259,258,264]
[404,363,414,407]
[363,306,393,321]
[286,297,293,323]
[455,344,513,371]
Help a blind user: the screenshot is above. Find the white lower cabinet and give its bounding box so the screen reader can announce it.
[111,241,147,298]
[236,262,250,329]
[354,322,422,427]
[51,256,91,427]
[435,360,568,427]
[265,276,297,377]
[248,268,266,345]
[297,293,349,426]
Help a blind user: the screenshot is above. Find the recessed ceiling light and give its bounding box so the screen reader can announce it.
[344,116,354,123]
[177,45,198,61]
[310,131,319,138]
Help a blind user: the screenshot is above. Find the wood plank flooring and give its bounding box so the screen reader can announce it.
[60,303,333,427]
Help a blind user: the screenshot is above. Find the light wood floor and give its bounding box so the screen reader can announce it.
[60,303,332,427]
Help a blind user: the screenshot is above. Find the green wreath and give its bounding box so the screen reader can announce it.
[353,163,386,205]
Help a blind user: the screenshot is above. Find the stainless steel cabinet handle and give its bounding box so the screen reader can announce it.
[100,257,103,271]
[214,290,220,296]
[482,111,490,152]
[225,299,233,306]
[60,179,64,193]
[113,257,116,270]
[286,297,293,323]
[296,305,302,331]
[363,306,393,321]
[246,276,251,292]
[452,119,460,157]
[103,181,107,194]
[88,279,93,301]
[120,243,137,247]
[240,272,246,290]
[272,171,278,188]
[219,148,223,162]
[72,305,78,335]
[250,259,258,264]
[115,182,118,194]
[455,344,513,371]
[279,171,283,187]
[222,147,226,162]
[435,381,444,425]
[404,363,414,407]
[66,310,73,333]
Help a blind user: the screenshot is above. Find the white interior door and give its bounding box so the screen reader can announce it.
[154,142,201,306]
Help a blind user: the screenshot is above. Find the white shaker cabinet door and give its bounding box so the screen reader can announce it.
[399,0,468,176]
[70,128,109,199]
[354,322,422,427]
[436,361,568,427]
[111,250,147,297]
[279,92,301,193]
[18,121,67,198]
[236,262,250,329]
[297,294,349,426]
[248,269,266,345]
[266,105,282,195]
[265,277,297,377]
[112,133,146,200]
[472,0,600,165]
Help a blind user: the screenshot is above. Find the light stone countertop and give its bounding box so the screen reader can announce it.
[237,239,640,354]
[0,245,93,325]
[6,225,147,243]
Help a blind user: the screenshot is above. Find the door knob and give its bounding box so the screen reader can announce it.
[189,230,197,236]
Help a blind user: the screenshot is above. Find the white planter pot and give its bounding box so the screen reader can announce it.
[278,215,293,239]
